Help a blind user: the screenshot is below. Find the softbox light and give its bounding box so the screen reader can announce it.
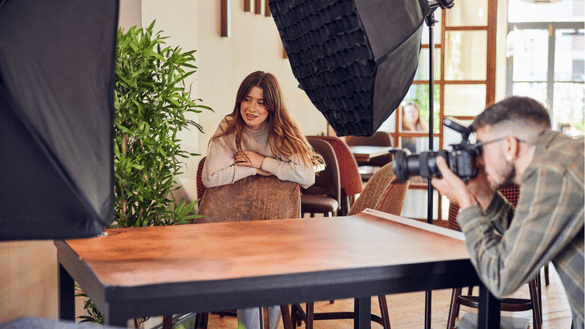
[0,0,118,240]
[269,0,431,136]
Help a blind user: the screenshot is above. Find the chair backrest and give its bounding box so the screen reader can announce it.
[448,184,520,231]
[196,157,206,200]
[348,161,410,216]
[196,175,301,224]
[346,131,394,167]
[305,138,341,204]
[306,136,362,196]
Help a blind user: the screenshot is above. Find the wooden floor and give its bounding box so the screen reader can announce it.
[205,266,572,328]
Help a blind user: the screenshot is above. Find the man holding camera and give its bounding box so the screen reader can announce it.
[431,96,583,328]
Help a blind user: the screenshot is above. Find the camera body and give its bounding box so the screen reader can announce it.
[393,118,480,182]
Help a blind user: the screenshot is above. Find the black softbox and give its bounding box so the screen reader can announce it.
[269,0,431,136]
[0,0,118,240]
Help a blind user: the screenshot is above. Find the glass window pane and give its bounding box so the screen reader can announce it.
[509,29,548,82]
[444,84,486,116]
[445,0,488,26]
[414,47,441,81]
[512,82,548,107]
[555,29,585,82]
[553,82,585,135]
[445,31,487,80]
[508,0,585,23]
[421,9,442,46]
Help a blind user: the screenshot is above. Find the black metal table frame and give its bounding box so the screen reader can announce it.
[56,240,500,329]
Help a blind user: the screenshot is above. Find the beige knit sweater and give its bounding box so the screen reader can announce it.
[202,118,315,189]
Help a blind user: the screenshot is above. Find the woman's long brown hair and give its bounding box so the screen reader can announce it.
[211,71,322,167]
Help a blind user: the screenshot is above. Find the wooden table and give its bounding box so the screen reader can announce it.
[56,210,500,328]
[348,146,396,163]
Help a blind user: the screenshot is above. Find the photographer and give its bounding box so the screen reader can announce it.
[431,96,583,328]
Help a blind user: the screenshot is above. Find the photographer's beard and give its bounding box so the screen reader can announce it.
[489,156,517,191]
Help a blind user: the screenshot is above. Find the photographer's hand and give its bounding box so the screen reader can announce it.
[466,167,496,210]
[431,156,477,209]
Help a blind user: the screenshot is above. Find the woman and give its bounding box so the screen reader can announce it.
[401,101,428,154]
[202,71,321,329]
[202,71,319,190]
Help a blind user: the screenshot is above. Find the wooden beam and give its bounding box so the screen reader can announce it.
[221,0,231,37]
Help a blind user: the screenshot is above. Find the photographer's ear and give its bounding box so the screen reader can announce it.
[504,135,520,162]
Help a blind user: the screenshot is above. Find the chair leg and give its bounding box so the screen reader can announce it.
[529,275,542,329]
[377,295,392,329]
[195,313,208,329]
[259,307,270,329]
[291,304,306,328]
[446,288,462,329]
[544,263,550,286]
[305,302,314,329]
[280,305,293,329]
[162,315,173,329]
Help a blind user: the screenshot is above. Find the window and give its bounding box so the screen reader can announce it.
[382,0,498,223]
[506,0,584,136]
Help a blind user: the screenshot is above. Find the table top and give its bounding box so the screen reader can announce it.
[348,146,396,162]
[62,210,468,288]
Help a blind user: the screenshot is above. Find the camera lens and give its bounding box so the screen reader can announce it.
[393,149,448,182]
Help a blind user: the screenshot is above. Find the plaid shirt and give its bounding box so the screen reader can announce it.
[458,130,584,328]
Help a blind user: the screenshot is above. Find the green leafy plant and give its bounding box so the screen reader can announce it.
[75,285,103,324]
[113,21,210,228]
[78,21,210,326]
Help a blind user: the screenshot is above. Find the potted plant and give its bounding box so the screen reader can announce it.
[77,21,211,326]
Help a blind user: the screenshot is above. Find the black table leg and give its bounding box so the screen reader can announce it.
[354,297,371,329]
[58,264,75,321]
[104,307,130,328]
[424,290,432,329]
[478,285,500,329]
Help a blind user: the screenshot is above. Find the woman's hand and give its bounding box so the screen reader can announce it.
[256,168,273,176]
[431,156,477,209]
[234,151,265,169]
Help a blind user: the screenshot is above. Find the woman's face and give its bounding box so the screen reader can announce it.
[240,86,269,131]
[404,104,420,125]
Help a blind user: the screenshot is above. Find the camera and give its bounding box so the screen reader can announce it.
[393,118,480,182]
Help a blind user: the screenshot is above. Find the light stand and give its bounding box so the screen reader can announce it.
[423,1,453,328]
[424,8,438,329]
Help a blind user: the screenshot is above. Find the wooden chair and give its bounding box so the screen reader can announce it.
[301,138,341,217]
[189,157,301,329]
[196,156,206,200]
[306,136,362,216]
[293,161,410,329]
[446,185,543,329]
[346,131,394,181]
